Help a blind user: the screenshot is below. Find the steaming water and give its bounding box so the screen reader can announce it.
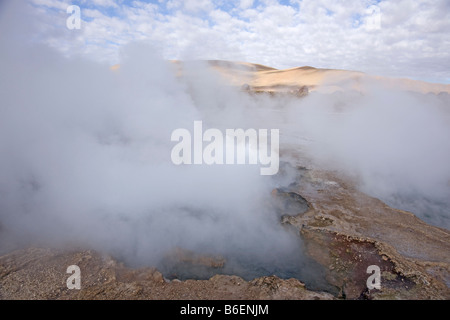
[372,193,450,230]
[0,1,449,299]
[290,90,450,230]
[157,232,335,294]
[153,172,336,294]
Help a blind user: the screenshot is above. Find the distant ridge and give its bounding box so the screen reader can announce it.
[113,60,450,95]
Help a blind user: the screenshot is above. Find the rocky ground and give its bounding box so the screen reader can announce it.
[0,164,448,300]
[282,167,450,299]
[0,247,333,300]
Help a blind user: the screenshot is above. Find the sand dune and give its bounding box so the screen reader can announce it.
[111,60,450,95]
[184,60,450,95]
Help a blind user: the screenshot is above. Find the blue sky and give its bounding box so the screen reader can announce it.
[16,0,450,83]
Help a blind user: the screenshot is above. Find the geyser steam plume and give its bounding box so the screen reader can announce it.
[288,85,450,229]
[0,1,326,287]
[1,1,449,291]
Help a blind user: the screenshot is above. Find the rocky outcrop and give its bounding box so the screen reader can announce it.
[1,165,448,300]
[0,247,334,300]
[281,168,450,299]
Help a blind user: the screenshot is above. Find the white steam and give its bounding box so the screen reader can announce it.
[289,85,450,228]
[0,0,449,288]
[0,2,311,282]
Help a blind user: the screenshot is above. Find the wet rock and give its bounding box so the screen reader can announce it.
[1,166,448,300]
[0,248,333,300]
[271,188,310,216]
[283,169,450,300]
[294,86,309,97]
[165,247,225,269]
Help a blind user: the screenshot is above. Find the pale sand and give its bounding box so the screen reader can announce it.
[167,60,450,95]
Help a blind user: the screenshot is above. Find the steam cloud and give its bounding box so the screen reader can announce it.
[0,2,319,285]
[0,1,449,287]
[289,86,450,228]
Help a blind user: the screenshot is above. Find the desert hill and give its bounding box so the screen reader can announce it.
[173,60,450,95]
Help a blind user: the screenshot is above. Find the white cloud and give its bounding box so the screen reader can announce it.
[24,0,450,83]
[92,0,118,7]
[167,0,214,13]
[80,0,118,8]
[239,0,254,10]
[31,0,70,10]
